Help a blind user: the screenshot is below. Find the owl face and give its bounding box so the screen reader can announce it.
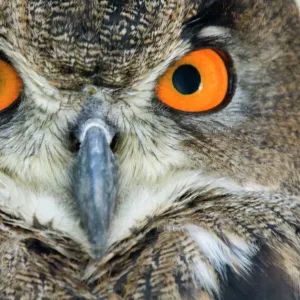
[0,0,299,253]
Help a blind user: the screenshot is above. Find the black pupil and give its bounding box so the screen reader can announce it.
[172,65,201,95]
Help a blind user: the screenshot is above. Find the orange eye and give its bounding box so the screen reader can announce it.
[0,59,23,111]
[156,49,229,112]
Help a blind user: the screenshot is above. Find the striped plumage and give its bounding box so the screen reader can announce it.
[1,190,300,299]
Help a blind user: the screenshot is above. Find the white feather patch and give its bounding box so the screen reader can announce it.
[164,225,257,295]
[296,0,300,12]
[109,170,268,246]
[191,259,219,295]
[183,225,255,274]
[0,173,87,245]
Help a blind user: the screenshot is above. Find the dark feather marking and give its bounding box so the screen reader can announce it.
[220,244,299,300]
[112,229,159,296]
[182,0,235,39]
[24,238,59,256]
[144,265,153,300]
[113,272,128,295]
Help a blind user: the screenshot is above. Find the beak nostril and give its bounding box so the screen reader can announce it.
[110,133,119,153]
[69,131,80,153]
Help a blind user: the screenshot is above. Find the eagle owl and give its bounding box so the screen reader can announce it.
[0,0,299,299]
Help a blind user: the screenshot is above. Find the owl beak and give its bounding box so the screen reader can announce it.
[73,112,118,259]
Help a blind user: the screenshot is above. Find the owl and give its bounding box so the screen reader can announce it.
[0,0,299,299]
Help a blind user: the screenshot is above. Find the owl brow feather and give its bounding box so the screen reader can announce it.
[124,3,186,65]
[184,0,219,26]
[184,0,234,30]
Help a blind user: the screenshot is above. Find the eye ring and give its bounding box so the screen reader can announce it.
[0,59,23,112]
[156,49,230,113]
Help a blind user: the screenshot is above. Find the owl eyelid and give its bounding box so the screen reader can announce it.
[0,94,22,116]
[0,50,14,65]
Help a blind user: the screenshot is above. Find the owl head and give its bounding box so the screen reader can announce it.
[0,0,299,257]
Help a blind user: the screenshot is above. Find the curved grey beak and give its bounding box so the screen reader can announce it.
[74,110,118,259]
